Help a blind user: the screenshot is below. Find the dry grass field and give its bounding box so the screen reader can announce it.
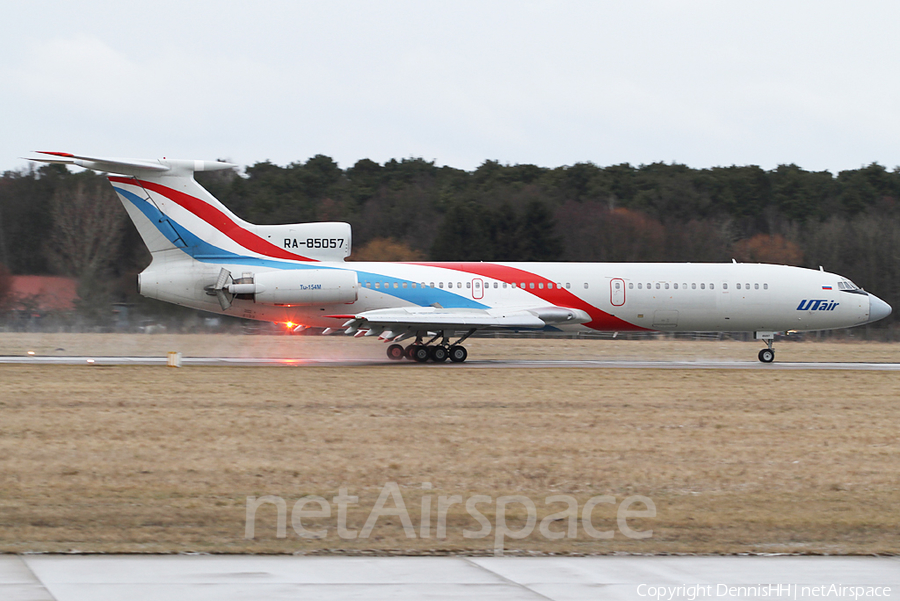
[0,335,898,555]
[1,331,899,362]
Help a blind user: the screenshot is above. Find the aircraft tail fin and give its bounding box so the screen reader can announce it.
[27,152,351,262]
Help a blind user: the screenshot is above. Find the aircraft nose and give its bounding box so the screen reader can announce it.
[867,294,892,324]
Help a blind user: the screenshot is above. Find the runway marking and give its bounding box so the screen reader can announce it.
[2,355,899,370]
[5,555,900,601]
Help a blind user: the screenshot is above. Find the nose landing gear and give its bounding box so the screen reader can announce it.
[756,332,776,363]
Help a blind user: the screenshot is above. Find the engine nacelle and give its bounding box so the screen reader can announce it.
[252,269,358,305]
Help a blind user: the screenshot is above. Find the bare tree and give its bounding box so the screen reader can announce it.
[731,234,804,266]
[45,178,127,279]
[0,262,12,310]
[350,237,424,261]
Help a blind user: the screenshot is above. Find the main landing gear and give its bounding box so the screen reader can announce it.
[386,329,475,363]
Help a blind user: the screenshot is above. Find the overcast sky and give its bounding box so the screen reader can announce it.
[4,1,900,175]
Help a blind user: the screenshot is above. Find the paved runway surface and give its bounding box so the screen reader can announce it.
[2,355,900,370]
[2,555,898,600]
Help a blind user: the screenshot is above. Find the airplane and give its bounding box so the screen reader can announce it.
[28,152,892,364]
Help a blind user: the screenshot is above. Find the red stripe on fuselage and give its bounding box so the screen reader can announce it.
[411,262,649,332]
[109,176,316,262]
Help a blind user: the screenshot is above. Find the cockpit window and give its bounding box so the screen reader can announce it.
[839,280,859,290]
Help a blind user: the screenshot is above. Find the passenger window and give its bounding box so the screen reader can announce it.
[529,283,535,289]
[412,283,417,288]
[493,282,498,288]
[375,282,380,289]
[539,283,544,289]
[723,283,728,290]
[402,282,407,288]
[439,282,444,288]
[629,283,634,289]
[736,283,741,290]
[674,283,678,289]
[430,282,435,288]
[638,283,642,289]
[755,283,759,289]
[665,283,669,289]
[502,283,507,288]
[745,283,749,289]
[701,283,706,289]
[394,282,399,289]
[655,283,660,289]
[547,283,553,289]
[566,283,571,289]
[710,283,714,290]
[467,282,471,289]
[366,282,371,288]
[764,283,768,290]
[458,282,462,289]
[692,283,696,289]
[683,283,687,289]
[521,282,526,288]
[584,283,589,289]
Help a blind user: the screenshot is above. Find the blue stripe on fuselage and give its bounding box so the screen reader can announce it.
[115,186,487,309]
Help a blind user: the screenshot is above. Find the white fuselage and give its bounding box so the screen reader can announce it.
[138,252,876,335]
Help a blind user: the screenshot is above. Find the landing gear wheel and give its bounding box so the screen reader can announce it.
[405,344,422,360]
[448,345,468,363]
[758,348,775,363]
[429,345,449,363]
[412,346,430,363]
[387,344,405,361]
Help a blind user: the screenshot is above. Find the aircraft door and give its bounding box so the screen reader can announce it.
[610,278,626,307]
[718,280,732,324]
[472,278,484,300]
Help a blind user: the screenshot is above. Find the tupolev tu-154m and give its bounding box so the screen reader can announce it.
[29,152,892,363]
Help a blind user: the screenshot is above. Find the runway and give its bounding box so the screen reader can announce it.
[2,354,900,370]
[3,555,898,601]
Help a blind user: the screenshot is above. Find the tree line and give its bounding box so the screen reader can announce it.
[0,158,898,332]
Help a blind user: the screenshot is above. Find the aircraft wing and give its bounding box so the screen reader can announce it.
[336,306,591,339]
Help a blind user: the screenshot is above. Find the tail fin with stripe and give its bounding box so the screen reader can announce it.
[28,152,351,262]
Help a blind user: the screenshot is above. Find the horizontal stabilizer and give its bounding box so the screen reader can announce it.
[28,151,236,176]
